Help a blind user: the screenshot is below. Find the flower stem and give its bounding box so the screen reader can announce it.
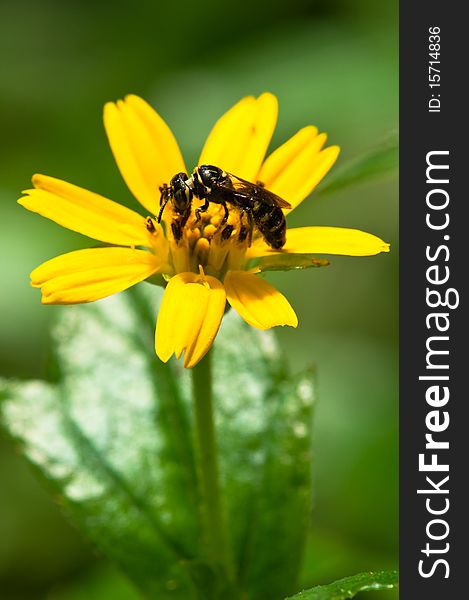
[191,350,232,580]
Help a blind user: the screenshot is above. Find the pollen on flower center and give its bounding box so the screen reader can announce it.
[154,199,252,280]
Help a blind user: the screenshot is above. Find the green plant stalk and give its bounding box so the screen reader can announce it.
[191,350,232,581]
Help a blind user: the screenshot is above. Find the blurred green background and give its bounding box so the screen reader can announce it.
[0,0,397,598]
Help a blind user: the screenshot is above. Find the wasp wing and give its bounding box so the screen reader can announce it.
[224,172,292,209]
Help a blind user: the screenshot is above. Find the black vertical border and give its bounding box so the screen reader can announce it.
[400,2,467,598]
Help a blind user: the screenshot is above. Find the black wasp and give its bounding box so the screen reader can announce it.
[154,165,291,249]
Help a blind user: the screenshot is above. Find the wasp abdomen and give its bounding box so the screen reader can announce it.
[252,201,286,249]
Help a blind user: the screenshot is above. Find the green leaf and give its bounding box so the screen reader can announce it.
[1,292,199,598]
[206,310,315,599]
[317,133,398,196]
[1,283,314,600]
[286,570,399,600]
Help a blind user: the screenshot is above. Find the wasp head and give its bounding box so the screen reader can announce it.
[169,172,192,215]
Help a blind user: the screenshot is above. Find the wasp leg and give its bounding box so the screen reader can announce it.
[215,201,231,237]
[159,183,168,201]
[195,199,210,222]
[157,188,171,223]
[172,208,192,242]
[245,210,255,246]
[237,209,248,243]
[171,220,183,241]
[238,225,248,243]
[220,201,230,226]
[221,224,234,241]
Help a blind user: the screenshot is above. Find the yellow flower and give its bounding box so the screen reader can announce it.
[19,93,389,368]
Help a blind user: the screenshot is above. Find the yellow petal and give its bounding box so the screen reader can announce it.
[155,272,226,368]
[19,174,149,247]
[257,126,319,184]
[248,226,391,258]
[224,270,297,330]
[104,95,186,214]
[198,93,278,181]
[32,247,159,304]
[258,128,340,211]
